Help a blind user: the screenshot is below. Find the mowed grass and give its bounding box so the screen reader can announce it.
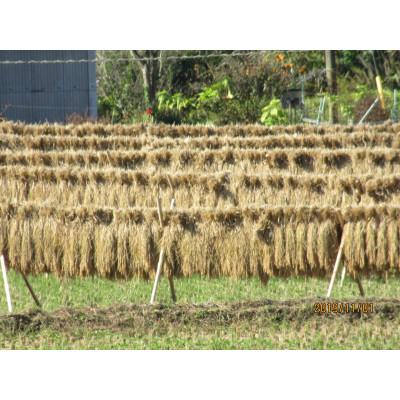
[2,270,400,313]
[1,271,400,349]
[3,320,400,350]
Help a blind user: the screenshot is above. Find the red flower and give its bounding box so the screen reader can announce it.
[145,107,153,116]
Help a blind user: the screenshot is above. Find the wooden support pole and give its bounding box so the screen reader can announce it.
[167,197,177,302]
[168,275,177,303]
[355,276,365,297]
[260,275,269,286]
[358,97,379,124]
[150,248,165,304]
[326,237,344,298]
[21,273,42,308]
[150,189,177,304]
[0,255,13,313]
[150,193,165,304]
[340,266,346,287]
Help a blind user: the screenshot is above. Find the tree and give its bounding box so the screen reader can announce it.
[130,50,163,109]
[325,50,339,123]
[97,50,144,123]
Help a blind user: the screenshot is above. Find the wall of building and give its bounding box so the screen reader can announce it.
[0,50,97,123]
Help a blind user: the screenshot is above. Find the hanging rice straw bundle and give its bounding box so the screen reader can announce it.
[255,219,275,276]
[32,219,46,273]
[317,220,338,273]
[8,219,21,270]
[221,226,250,279]
[376,219,388,271]
[178,229,198,277]
[366,219,377,270]
[274,226,286,273]
[306,222,320,271]
[343,223,356,273]
[210,224,225,277]
[354,221,366,271]
[94,224,117,278]
[285,222,296,271]
[80,223,95,277]
[128,224,158,279]
[295,223,307,273]
[116,223,131,278]
[162,225,183,277]
[387,220,399,271]
[64,224,80,277]
[0,217,8,256]
[43,220,64,276]
[198,223,221,277]
[20,220,34,274]
[249,228,267,281]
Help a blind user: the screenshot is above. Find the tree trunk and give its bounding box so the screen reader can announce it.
[139,61,152,106]
[325,50,339,123]
[130,50,161,108]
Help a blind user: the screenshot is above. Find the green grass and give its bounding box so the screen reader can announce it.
[2,317,400,350]
[1,271,399,313]
[1,271,400,349]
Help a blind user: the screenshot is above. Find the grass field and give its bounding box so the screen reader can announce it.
[1,272,400,349]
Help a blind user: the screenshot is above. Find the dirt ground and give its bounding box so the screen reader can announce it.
[1,298,398,336]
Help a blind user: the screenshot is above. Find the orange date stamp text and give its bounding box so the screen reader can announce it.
[314,302,374,314]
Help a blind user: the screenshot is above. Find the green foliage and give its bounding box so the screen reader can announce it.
[260,98,288,125]
[156,78,236,124]
[97,50,400,125]
[155,90,192,123]
[97,96,117,122]
[157,90,195,112]
[327,81,397,123]
[197,78,232,104]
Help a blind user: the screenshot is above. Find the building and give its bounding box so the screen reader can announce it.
[0,50,97,123]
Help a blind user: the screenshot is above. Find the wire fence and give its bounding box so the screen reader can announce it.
[0,50,326,87]
[0,51,263,65]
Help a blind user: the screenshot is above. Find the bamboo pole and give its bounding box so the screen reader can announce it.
[168,275,177,302]
[376,75,385,109]
[358,97,379,124]
[21,273,42,308]
[167,197,177,302]
[150,193,164,304]
[150,188,177,304]
[166,178,177,302]
[340,266,346,287]
[0,255,13,313]
[326,237,344,298]
[355,276,365,297]
[150,248,165,304]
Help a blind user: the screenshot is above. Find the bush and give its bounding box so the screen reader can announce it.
[260,98,288,125]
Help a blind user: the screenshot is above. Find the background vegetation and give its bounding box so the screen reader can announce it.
[96,50,400,125]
